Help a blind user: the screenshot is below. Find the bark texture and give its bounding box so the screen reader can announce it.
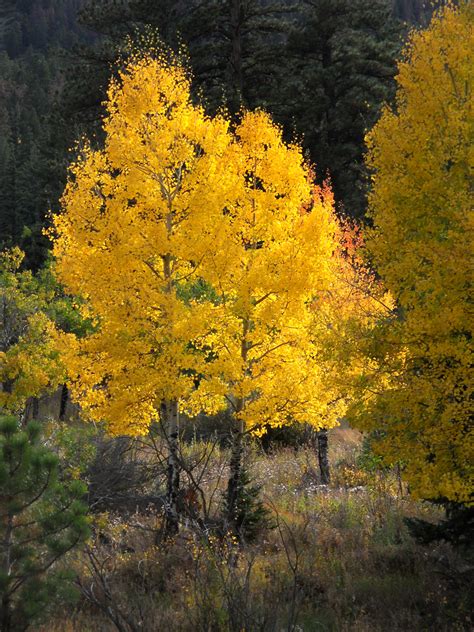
[163,399,180,538]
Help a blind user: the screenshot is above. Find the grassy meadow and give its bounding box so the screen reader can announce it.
[39,427,473,632]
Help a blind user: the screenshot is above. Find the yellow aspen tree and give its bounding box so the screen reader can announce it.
[310,217,394,390]
[194,112,343,529]
[356,2,473,504]
[51,54,238,534]
[0,248,64,419]
[52,54,350,536]
[307,216,394,484]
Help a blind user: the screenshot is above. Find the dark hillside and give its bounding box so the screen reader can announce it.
[0,0,92,57]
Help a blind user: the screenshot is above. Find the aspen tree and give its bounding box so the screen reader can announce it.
[52,55,237,534]
[53,56,348,536]
[197,112,343,529]
[358,2,473,503]
[0,248,64,418]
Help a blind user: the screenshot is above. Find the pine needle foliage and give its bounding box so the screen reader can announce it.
[0,416,90,632]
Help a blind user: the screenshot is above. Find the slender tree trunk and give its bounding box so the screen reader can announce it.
[59,383,69,421]
[317,428,330,484]
[226,317,250,531]
[226,319,250,534]
[0,596,11,632]
[32,396,39,419]
[226,415,244,530]
[159,183,182,539]
[164,399,180,538]
[20,396,39,425]
[396,462,403,497]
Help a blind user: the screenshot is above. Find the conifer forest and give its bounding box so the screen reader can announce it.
[0,1,472,630]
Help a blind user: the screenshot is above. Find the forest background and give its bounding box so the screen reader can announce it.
[0,1,472,631]
[0,0,441,267]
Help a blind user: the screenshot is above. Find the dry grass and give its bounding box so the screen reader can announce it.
[38,429,473,632]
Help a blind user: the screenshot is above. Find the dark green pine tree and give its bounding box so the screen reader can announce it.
[0,3,92,268]
[0,416,90,632]
[274,0,402,219]
[68,0,295,124]
[1,0,92,58]
[57,4,139,155]
[178,0,297,115]
[225,461,273,543]
[0,48,75,268]
[391,0,448,24]
[0,133,16,247]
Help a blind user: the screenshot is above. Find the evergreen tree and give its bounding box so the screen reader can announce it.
[274,0,402,218]
[71,0,295,120]
[0,134,16,245]
[392,0,448,24]
[1,0,91,57]
[0,415,90,632]
[224,461,273,542]
[177,0,296,114]
[0,3,91,268]
[0,49,70,268]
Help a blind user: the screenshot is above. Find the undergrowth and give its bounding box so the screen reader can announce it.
[39,430,473,632]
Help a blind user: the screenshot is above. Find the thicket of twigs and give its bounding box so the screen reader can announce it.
[40,425,473,632]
